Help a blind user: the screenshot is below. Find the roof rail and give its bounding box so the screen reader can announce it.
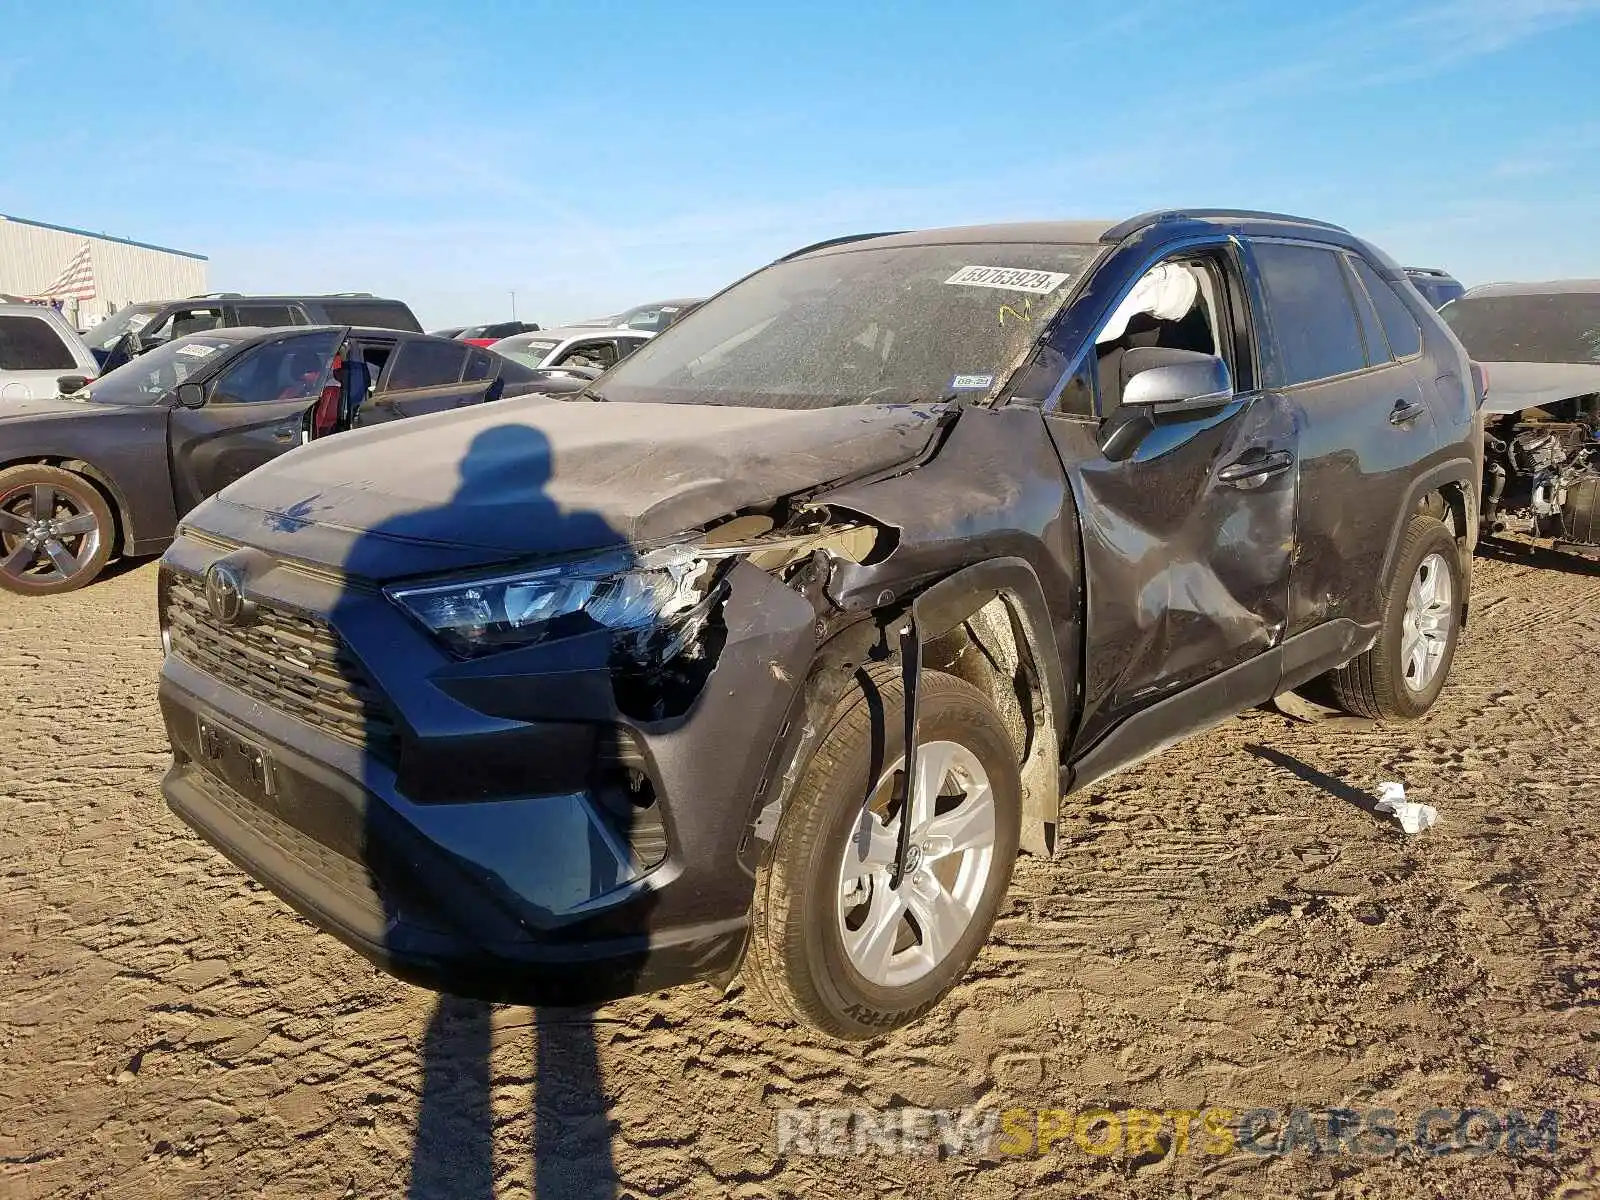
[329,292,376,298]
[776,231,906,262]
[1403,267,1451,277]
[188,292,243,299]
[1101,209,1350,243]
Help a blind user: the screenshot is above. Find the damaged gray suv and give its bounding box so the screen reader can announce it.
[158,210,1482,1039]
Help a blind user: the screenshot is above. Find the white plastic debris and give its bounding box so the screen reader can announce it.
[1375,781,1439,835]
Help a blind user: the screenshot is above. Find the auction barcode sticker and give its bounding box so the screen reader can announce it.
[944,265,1072,294]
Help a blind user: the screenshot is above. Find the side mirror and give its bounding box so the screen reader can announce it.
[176,382,206,409]
[56,374,91,396]
[1121,351,1234,414]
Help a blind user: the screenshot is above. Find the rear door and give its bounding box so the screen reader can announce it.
[0,312,89,400]
[166,329,344,514]
[352,335,481,426]
[1247,240,1436,636]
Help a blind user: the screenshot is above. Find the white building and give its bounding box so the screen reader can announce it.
[0,212,207,330]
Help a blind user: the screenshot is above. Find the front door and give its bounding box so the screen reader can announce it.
[167,329,343,515]
[1044,243,1300,754]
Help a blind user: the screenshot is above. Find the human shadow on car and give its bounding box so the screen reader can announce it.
[324,422,654,1198]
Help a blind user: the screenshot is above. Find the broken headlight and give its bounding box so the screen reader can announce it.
[387,547,716,660]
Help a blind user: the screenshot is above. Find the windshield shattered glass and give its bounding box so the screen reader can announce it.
[78,335,235,405]
[83,304,160,351]
[1442,293,1600,364]
[595,243,1101,408]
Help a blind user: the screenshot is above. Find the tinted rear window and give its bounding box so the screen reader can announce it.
[1353,259,1422,360]
[322,301,422,332]
[387,338,469,388]
[234,304,301,328]
[0,314,76,371]
[1442,294,1600,364]
[1254,242,1368,385]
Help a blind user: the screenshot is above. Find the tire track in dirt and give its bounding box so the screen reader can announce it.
[3,553,1599,1198]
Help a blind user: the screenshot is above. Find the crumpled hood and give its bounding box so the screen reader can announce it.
[199,397,944,574]
[1481,360,1600,415]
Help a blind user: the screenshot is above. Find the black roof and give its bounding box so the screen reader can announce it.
[784,208,1392,267]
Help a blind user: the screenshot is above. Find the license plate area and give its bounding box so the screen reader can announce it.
[197,716,275,801]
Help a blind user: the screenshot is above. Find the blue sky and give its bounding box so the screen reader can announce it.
[3,0,1598,329]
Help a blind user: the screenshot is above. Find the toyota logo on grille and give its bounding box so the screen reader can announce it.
[203,561,255,626]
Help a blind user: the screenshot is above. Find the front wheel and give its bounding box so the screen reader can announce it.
[0,465,115,596]
[1325,514,1463,720]
[745,665,1021,1040]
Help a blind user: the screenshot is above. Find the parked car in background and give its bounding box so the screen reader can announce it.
[489,325,653,371]
[1441,279,1600,556]
[0,327,547,594]
[83,293,424,370]
[156,208,1480,1039]
[455,321,541,347]
[1405,267,1465,310]
[575,297,704,333]
[0,304,100,401]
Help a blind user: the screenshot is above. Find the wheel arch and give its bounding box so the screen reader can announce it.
[1381,459,1478,626]
[0,455,132,557]
[908,558,1069,858]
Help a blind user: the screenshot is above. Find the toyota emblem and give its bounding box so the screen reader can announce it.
[203,561,251,625]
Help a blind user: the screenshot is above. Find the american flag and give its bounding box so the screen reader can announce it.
[39,242,96,301]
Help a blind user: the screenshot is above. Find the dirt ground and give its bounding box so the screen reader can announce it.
[4,548,1600,1199]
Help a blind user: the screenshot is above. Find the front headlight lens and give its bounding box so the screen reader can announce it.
[387,547,714,659]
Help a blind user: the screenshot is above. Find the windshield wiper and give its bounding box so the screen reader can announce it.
[574,386,610,403]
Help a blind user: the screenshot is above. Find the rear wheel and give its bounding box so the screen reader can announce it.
[1325,514,1462,720]
[745,665,1020,1040]
[0,465,115,596]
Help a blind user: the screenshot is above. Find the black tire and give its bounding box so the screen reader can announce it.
[0,464,115,596]
[745,664,1021,1040]
[1326,514,1462,721]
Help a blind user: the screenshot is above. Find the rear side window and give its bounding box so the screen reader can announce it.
[1253,242,1367,385]
[387,338,469,389]
[233,304,300,328]
[0,315,76,371]
[1352,259,1422,359]
[324,301,423,332]
[1341,257,1390,367]
[464,348,495,381]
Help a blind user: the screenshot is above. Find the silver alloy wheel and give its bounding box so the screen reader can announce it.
[0,483,102,586]
[836,739,997,989]
[1401,551,1453,692]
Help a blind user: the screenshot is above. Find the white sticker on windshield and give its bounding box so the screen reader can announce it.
[945,265,1071,295]
[176,343,217,358]
[127,313,153,332]
[950,374,994,390]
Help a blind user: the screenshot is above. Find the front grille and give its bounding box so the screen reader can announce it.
[165,571,400,763]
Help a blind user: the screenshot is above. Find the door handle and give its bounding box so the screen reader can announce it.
[1389,400,1427,426]
[272,428,295,443]
[1218,448,1294,488]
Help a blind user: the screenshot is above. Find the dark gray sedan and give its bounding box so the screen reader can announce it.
[0,325,546,594]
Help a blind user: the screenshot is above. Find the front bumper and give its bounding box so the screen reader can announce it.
[158,533,816,1006]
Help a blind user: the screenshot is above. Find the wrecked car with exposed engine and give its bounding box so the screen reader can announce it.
[157,210,1482,1039]
[1441,280,1600,555]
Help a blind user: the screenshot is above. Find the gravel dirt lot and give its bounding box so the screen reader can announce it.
[4,549,1600,1199]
